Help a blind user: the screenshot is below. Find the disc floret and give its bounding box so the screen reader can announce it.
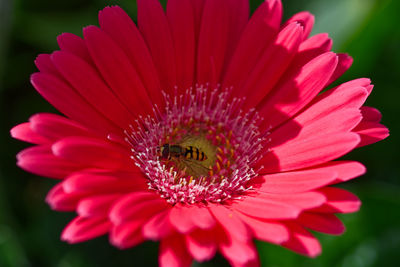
[127,86,266,204]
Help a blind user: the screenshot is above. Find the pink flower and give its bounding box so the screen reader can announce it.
[11,0,388,266]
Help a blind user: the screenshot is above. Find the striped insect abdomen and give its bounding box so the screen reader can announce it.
[184,146,207,161]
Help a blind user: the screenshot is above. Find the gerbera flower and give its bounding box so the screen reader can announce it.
[11,0,388,266]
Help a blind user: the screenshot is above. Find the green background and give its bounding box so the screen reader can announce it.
[0,0,399,266]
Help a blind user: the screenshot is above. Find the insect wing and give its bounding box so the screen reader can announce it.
[179,158,210,177]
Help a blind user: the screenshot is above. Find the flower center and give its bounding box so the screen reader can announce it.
[126,86,266,204]
[158,133,216,179]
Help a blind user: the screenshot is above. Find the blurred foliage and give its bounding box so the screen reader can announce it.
[0,0,399,266]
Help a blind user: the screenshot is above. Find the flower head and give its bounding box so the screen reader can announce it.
[11,0,389,266]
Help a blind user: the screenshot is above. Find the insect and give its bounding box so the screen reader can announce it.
[157,143,211,178]
[159,144,208,161]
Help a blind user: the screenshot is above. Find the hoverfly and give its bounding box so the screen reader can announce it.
[159,144,208,161]
[158,143,210,177]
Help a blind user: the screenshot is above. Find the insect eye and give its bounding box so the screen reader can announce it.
[159,145,169,159]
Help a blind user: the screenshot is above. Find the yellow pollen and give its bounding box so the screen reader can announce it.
[216,154,223,163]
[216,162,221,172]
[217,147,223,154]
[225,138,230,147]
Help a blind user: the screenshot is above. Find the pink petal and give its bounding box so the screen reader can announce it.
[52,136,132,170]
[29,113,92,141]
[185,229,217,262]
[296,79,370,121]
[187,205,216,230]
[109,192,167,225]
[31,72,120,134]
[83,26,153,118]
[312,78,371,107]
[191,0,206,37]
[365,84,374,95]
[306,161,366,183]
[298,212,345,235]
[259,191,326,210]
[77,194,122,217]
[284,11,314,40]
[233,191,326,220]
[167,0,196,91]
[98,6,163,108]
[62,170,146,194]
[137,0,177,91]
[282,223,321,257]
[231,194,300,220]
[224,0,250,63]
[110,220,145,249]
[196,0,230,85]
[257,52,338,130]
[265,83,368,149]
[208,204,251,242]
[169,204,197,234]
[301,84,368,120]
[241,22,303,110]
[292,33,332,70]
[223,0,282,89]
[11,122,50,144]
[333,78,372,91]
[46,183,85,211]
[219,236,258,266]
[156,205,215,233]
[35,54,60,76]
[354,121,389,147]
[61,216,111,244]
[256,29,331,102]
[267,108,362,149]
[159,235,193,267]
[230,258,260,267]
[261,132,360,172]
[253,168,337,194]
[360,106,382,122]
[51,50,135,130]
[142,211,174,240]
[57,33,92,64]
[326,53,353,85]
[17,145,81,179]
[312,187,361,213]
[236,212,289,244]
